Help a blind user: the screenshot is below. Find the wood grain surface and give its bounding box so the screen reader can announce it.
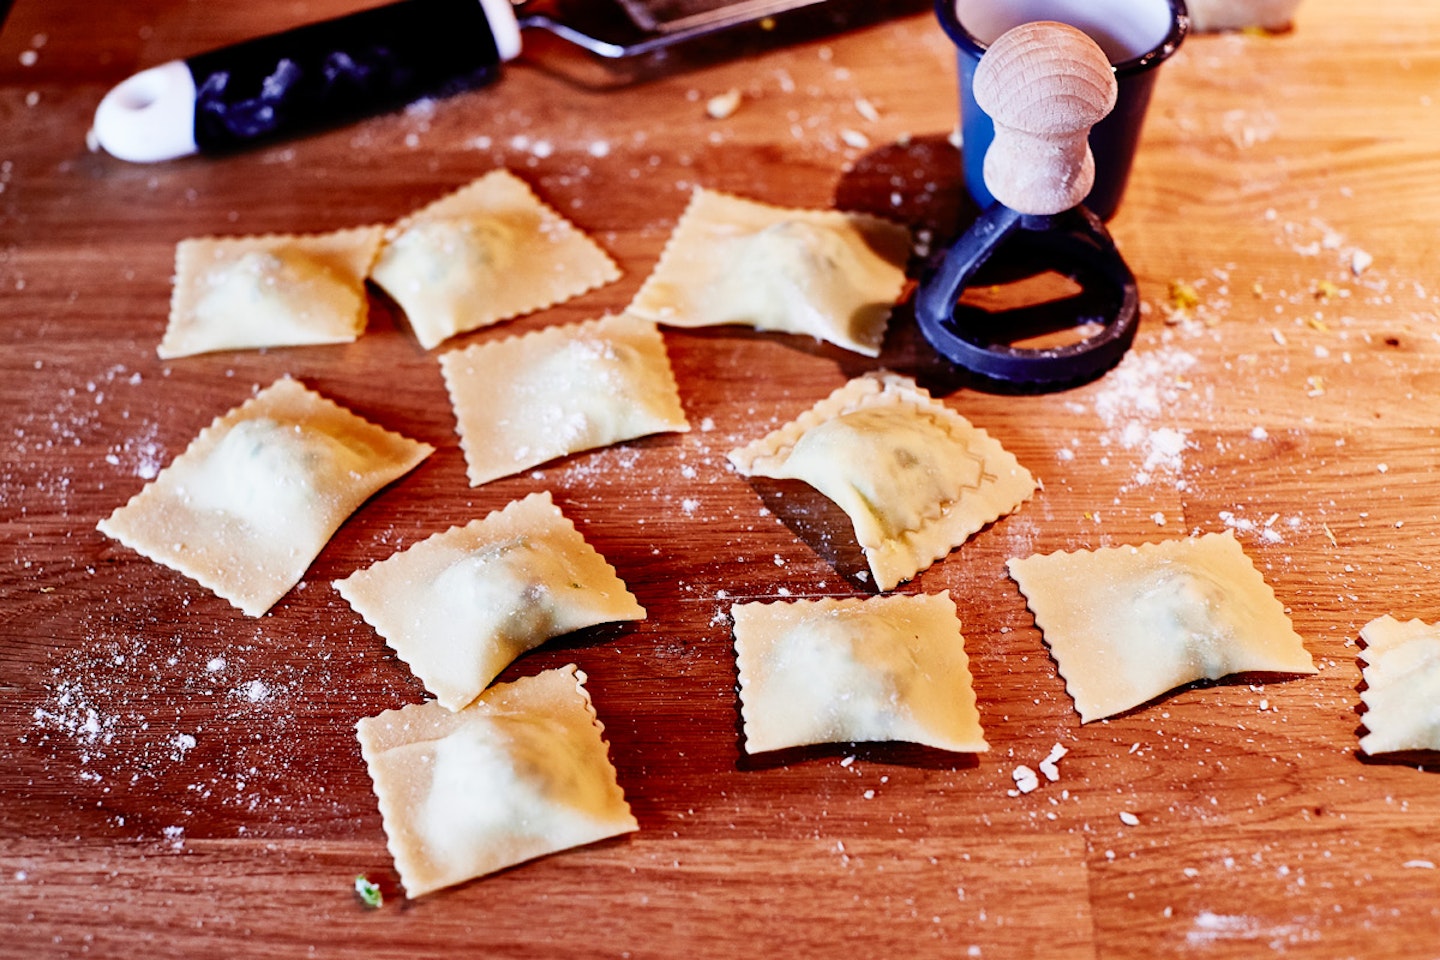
[3,0,1439,957]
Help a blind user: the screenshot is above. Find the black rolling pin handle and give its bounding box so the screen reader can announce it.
[186,0,507,152]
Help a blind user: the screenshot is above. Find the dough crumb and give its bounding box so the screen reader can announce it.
[706,89,742,119]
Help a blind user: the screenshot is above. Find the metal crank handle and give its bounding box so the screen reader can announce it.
[91,0,522,163]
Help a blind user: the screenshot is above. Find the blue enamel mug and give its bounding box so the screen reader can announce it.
[937,0,1188,220]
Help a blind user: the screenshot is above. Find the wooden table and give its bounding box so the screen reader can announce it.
[3,0,1438,956]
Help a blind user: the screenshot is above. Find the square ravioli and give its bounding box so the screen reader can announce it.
[97,378,432,616]
[728,372,1035,591]
[1007,531,1316,723]
[334,492,645,711]
[440,313,689,486]
[356,664,638,898]
[161,225,385,359]
[732,593,987,754]
[1187,0,1300,32]
[625,187,911,356]
[1357,615,1440,755]
[370,169,620,349]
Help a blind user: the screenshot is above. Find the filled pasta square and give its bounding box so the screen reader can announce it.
[161,225,384,359]
[97,378,432,616]
[440,313,689,486]
[728,373,1035,591]
[334,492,645,711]
[1357,615,1440,755]
[355,665,638,898]
[1008,531,1316,723]
[370,169,620,349]
[732,593,987,754]
[626,187,911,357]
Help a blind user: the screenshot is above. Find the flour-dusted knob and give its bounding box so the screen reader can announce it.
[973,22,1119,216]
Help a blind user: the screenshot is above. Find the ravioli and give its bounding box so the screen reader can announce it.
[1007,531,1317,723]
[1357,615,1440,755]
[370,169,620,349]
[626,187,911,356]
[440,313,689,486]
[97,378,433,616]
[1187,0,1300,32]
[161,226,384,358]
[334,492,645,711]
[356,665,637,898]
[732,593,987,754]
[728,373,1034,590]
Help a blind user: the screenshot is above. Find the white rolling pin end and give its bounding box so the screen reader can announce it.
[91,61,199,163]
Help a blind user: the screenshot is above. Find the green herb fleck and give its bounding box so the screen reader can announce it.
[354,874,383,909]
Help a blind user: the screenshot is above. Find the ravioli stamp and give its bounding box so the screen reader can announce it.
[728,373,1035,590]
[97,378,433,617]
[161,225,385,359]
[370,169,620,349]
[440,313,689,486]
[1007,531,1316,723]
[732,593,987,754]
[334,492,645,711]
[355,665,638,898]
[626,187,911,356]
[1357,615,1440,755]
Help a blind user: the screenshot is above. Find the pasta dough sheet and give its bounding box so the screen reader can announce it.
[440,313,689,486]
[161,226,384,359]
[355,664,638,898]
[1358,615,1440,755]
[334,491,645,711]
[626,187,911,357]
[733,593,987,754]
[97,378,433,617]
[1008,531,1316,723]
[728,372,1035,591]
[370,168,620,349]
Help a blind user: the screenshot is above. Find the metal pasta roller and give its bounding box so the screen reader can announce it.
[916,20,1140,387]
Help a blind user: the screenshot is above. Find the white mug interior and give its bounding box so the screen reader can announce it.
[954,0,1175,63]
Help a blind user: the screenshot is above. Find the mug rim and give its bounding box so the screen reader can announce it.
[934,0,1190,76]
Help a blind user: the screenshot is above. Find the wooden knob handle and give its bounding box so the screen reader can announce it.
[973,21,1119,216]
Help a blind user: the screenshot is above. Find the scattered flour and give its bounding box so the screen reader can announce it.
[170,732,197,760]
[1218,509,1298,545]
[1086,346,1203,490]
[32,680,118,749]
[1187,912,1256,944]
[237,679,272,704]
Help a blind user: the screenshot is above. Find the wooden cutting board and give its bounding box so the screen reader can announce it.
[2,0,1437,956]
